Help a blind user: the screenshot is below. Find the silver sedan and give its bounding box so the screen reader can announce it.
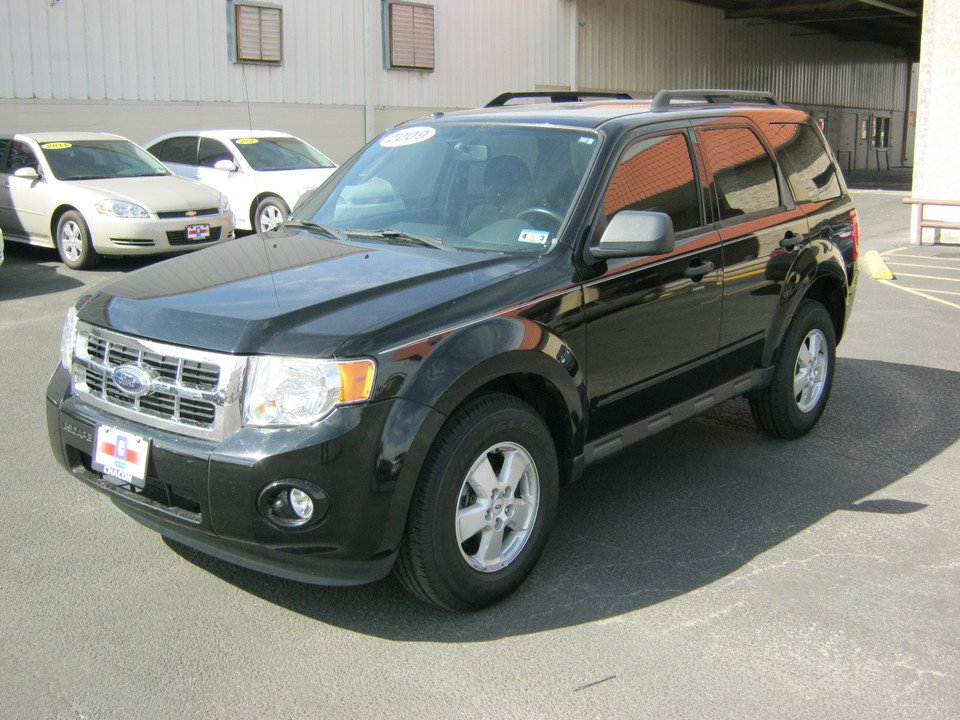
[0,132,235,269]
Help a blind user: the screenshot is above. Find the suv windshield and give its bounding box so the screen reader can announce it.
[231,137,336,171]
[290,123,599,254]
[40,139,169,180]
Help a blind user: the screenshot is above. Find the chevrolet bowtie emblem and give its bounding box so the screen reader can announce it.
[186,210,197,216]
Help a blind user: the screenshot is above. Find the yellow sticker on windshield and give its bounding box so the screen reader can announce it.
[41,142,72,150]
[235,138,259,145]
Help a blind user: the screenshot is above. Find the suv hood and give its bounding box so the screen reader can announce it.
[80,230,537,356]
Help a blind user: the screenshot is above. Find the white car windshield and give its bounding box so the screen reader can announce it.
[231,137,336,171]
[289,123,599,254]
[40,139,169,180]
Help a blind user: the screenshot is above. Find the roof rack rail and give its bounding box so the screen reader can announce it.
[486,91,633,107]
[651,89,783,112]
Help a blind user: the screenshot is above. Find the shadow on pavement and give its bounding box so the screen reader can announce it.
[168,357,959,640]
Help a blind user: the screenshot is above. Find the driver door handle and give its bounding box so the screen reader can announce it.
[684,260,715,278]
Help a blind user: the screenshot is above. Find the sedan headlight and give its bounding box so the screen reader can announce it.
[218,193,231,212]
[244,356,376,427]
[60,305,79,370]
[95,199,150,218]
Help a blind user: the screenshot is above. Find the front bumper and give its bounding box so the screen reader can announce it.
[87,211,236,256]
[46,365,438,586]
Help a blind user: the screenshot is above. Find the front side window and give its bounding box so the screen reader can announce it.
[698,127,780,220]
[767,123,842,203]
[291,123,599,255]
[1,140,38,174]
[40,140,168,180]
[603,133,702,232]
[198,139,234,168]
[230,137,336,171]
[149,136,199,166]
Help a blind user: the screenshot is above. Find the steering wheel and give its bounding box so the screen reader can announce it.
[516,207,563,225]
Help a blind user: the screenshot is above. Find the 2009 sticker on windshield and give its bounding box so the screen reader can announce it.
[380,127,436,148]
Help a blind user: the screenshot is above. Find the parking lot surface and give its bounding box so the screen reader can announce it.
[1,188,957,719]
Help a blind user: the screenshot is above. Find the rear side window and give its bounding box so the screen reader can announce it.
[151,136,198,165]
[604,133,702,232]
[698,127,780,220]
[767,123,842,203]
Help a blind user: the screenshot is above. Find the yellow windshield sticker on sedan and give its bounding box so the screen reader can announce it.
[235,138,259,145]
[41,142,72,150]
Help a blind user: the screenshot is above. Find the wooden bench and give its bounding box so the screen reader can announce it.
[903,198,960,245]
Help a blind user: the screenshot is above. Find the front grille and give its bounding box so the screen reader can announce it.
[157,208,219,219]
[72,323,246,441]
[166,225,223,246]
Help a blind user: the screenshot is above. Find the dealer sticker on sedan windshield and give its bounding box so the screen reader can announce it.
[93,426,149,487]
[41,142,72,150]
[380,127,436,148]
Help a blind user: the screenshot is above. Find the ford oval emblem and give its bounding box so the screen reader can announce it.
[113,364,153,397]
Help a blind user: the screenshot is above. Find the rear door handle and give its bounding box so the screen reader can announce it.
[779,232,804,250]
[684,260,715,278]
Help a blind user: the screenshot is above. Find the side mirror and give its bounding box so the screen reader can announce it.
[214,159,238,172]
[586,210,675,262]
[13,166,40,180]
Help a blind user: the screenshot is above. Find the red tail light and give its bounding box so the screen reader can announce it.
[849,210,860,260]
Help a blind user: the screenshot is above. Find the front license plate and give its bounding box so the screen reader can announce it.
[93,426,149,488]
[186,223,210,241]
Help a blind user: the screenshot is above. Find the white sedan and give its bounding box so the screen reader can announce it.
[0,132,235,269]
[146,130,338,234]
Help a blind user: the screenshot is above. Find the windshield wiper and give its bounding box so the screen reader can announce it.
[282,220,343,240]
[344,228,445,249]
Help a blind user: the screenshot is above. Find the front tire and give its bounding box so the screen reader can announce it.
[253,196,289,234]
[396,394,559,612]
[750,299,836,439]
[56,210,101,270]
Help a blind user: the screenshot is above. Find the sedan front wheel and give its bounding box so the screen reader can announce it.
[56,210,101,270]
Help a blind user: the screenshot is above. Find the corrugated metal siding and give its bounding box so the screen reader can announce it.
[576,0,909,110]
[0,0,907,111]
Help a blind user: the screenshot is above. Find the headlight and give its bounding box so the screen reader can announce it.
[244,356,376,427]
[218,193,231,212]
[95,199,150,218]
[60,305,79,370]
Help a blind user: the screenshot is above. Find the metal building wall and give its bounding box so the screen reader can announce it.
[575,0,909,111]
[0,0,912,165]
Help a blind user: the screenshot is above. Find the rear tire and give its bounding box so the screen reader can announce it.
[395,394,558,612]
[750,299,836,439]
[56,210,101,270]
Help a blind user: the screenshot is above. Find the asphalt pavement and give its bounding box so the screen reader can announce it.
[0,182,957,720]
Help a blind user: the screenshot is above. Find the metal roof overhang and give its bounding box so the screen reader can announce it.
[684,0,922,60]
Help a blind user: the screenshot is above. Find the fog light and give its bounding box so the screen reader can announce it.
[257,480,329,529]
[289,488,314,520]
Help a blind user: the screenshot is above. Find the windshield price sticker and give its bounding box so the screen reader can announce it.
[380,127,436,148]
[236,138,259,145]
[518,229,550,245]
[41,142,72,150]
[93,426,149,487]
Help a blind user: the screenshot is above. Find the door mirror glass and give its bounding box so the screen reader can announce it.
[588,210,675,261]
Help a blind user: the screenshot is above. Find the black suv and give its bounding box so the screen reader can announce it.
[47,90,859,611]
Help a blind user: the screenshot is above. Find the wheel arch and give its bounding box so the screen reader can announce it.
[49,204,81,241]
[761,240,849,367]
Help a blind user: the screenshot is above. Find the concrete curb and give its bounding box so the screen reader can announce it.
[861,250,895,280]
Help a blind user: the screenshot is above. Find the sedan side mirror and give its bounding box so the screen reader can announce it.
[13,166,40,180]
[585,210,675,263]
[214,159,238,173]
